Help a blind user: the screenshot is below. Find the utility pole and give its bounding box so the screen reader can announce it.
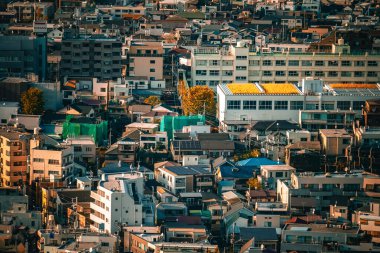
[71,197,78,246]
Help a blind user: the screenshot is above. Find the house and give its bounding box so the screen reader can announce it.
[155,202,188,225]
[284,141,321,172]
[237,227,278,252]
[63,137,96,164]
[319,129,351,157]
[163,220,207,243]
[155,165,214,194]
[128,104,152,121]
[224,203,255,239]
[157,186,178,203]
[259,165,295,189]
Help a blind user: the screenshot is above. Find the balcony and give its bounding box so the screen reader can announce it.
[90,202,105,214]
[90,191,101,201]
[129,53,163,57]
[90,214,104,227]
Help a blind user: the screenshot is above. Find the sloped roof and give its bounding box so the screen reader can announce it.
[236,158,280,167]
[239,227,278,241]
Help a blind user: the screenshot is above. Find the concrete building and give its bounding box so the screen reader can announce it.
[30,142,75,184]
[260,164,295,189]
[60,35,122,81]
[7,1,54,22]
[300,110,356,132]
[319,129,351,157]
[216,79,380,123]
[191,41,379,87]
[63,137,96,164]
[0,130,30,187]
[128,41,164,81]
[0,36,47,81]
[0,102,18,125]
[90,172,154,234]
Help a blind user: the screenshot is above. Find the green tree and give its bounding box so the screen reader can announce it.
[182,86,215,116]
[144,96,161,106]
[21,87,44,115]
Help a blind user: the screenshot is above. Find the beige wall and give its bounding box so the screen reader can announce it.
[30,146,74,183]
[129,42,164,80]
[0,134,29,187]
[320,134,350,156]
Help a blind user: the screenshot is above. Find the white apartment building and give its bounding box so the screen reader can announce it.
[190,41,379,87]
[90,172,154,234]
[217,78,380,122]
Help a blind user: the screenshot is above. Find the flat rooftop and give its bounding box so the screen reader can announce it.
[221,83,302,95]
[284,223,359,234]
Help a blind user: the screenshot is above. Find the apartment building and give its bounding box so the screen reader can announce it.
[319,129,351,157]
[0,130,30,187]
[127,41,164,81]
[0,36,47,81]
[63,137,96,164]
[260,165,295,189]
[30,143,75,184]
[7,1,54,22]
[90,172,154,234]
[216,78,380,122]
[300,110,356,131]
[191,41,379,87]
[60,35,122,80]
[155,165,214,194]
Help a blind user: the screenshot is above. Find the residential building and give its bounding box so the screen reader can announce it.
[63,137,96,164]
[0,36,47,81]
[155,202,188,225]
[155,165,214,194]
[259,164,295,189]
[30,142,75,184]
[60,34,122,80]
[281,223,360,252]
[217,79,380,123]
[284,141,321,172]
[105,132,139,164]
[0,102,18,125]
[0,130,30,187]
[192,41,379,87]
[7,1,54,22]
[300,110,356,131]
[319,129,351,157]
[128,41,164,81]
[90,172,154,234]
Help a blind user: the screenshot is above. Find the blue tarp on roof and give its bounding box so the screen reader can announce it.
[236,158,282,167]
[219,158,281,179]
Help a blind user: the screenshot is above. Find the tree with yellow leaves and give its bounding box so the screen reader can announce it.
[247,177,261,190]
[144,96,161,106]
[233,149,261,162]
[182,85,215,116]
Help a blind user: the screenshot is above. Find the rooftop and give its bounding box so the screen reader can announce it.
[284,223,359,234]
[224,83,302,95]
[161,165,211,176]
[319,129,351,137]
[260,164,296,171]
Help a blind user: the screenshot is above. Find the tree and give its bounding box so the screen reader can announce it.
[233,149,261,162]
[21,87,44,115]
[182,86,215,116]
[247,177,262,190]
[144,96,161,106]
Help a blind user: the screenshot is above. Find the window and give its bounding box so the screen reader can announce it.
[150,68,155,72]
[259,101,272,110]
[341,61,351,66]
[262,60,272,66]
[275,71,285,76]
[48,159,59,165]
[236,66,247,70]
[288,71,298,76]
[353,101,364,110]
[209,60,219,66]
[274,101,288,110]
[275,172,284,177]
[243,100,256,110]
[33,170,43,174]
[321,103,334,110]
[290,101,303,110]
[288,60,299,66]
[33,158,44,163]
[85,147,92,152]
[354,71,363,77]
[100,88,106,92]
[315,71,324,77]
[263,71,272,76]
[196,60,207,66]
[196,70,206,76]
[249,60,260,66]
[48,171,59,175]
[328,71,338,77]
[368,71,377,77]
[150,60,155,64]
[276,60,286,66]
[306,103,319,110]
[337,101,350,110]
[302,60,312,66]
[209,80,219,86]
[341,71,351,77]
[368,61,378,66]
[223,70,233,76]
[227,100,241,110]
[236,76,246,80]
[355,61,365,67]
[304,71,312,76]
[209,70,219,76]
[328,61,338,66]
[315,61,324,66]
[195,80,207,85]
[222,60,233,66]
[236,56,247,60]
